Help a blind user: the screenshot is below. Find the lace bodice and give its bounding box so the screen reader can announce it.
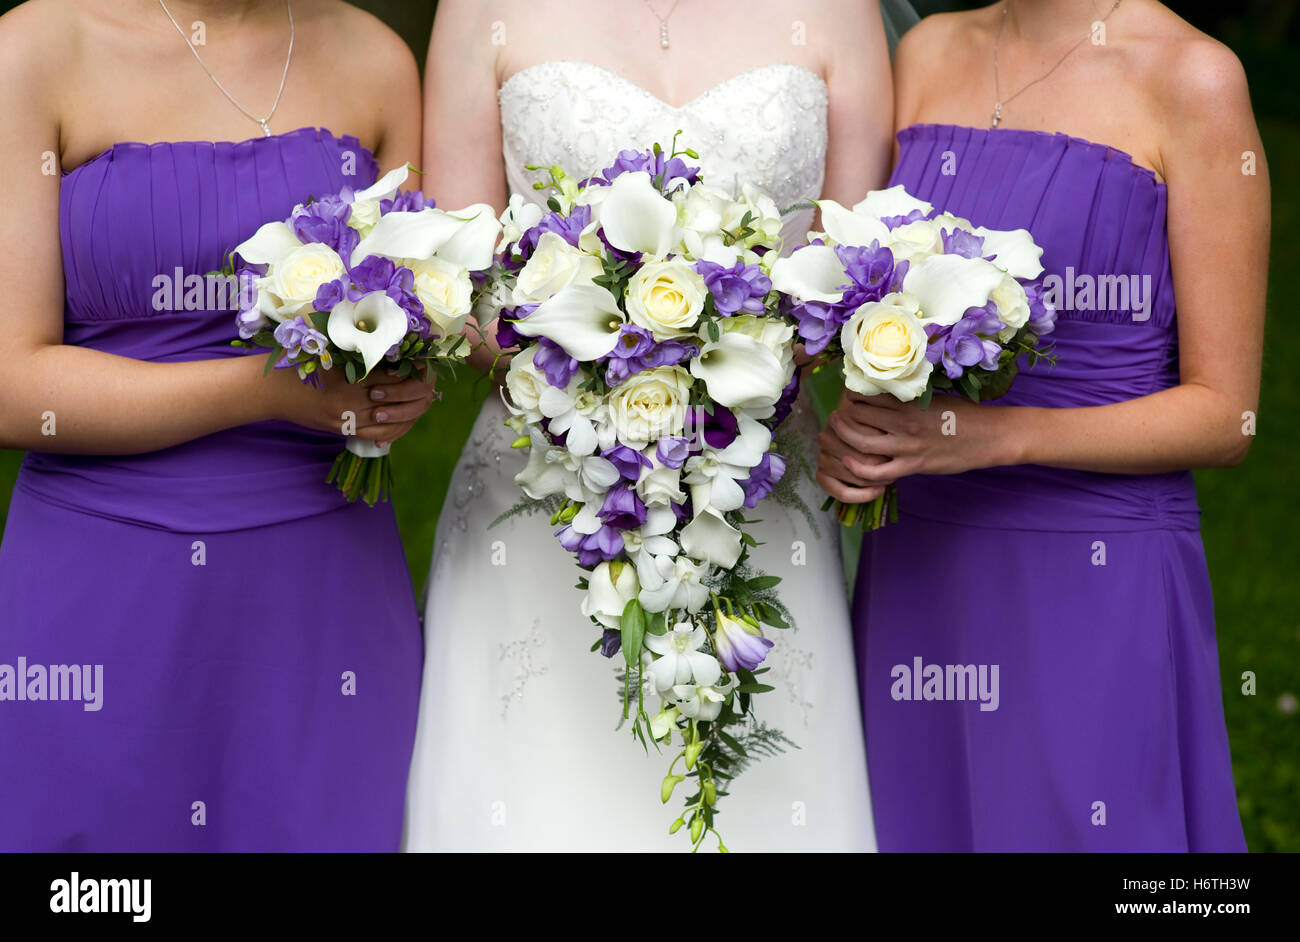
[499,61,828,244]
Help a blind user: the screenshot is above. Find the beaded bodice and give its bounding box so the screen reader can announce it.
[498,61,828,244]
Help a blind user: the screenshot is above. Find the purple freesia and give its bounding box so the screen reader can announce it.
[382,190,433,214]
[741,452,787,508]
[347,255,425,332]
[599,628,622,658]
[533,337,580,387]
[555,522,624,566]
[656,436,691,470]
[787,242,904,354]
[714,616,774,673]
[769,372,801,429]
[941,227,986,259]
[1024,281,1058,336]
[517,205,591,258]
[925,302,1003,379]
[587,148,701,191]
[597,483,648,531]
[289,195,357,257]
[879,208,927,230]
[685,403,738,450]
[273,316,329,366]
[696,259,771,315]
[604,325,696,386]
[604,444,652,481]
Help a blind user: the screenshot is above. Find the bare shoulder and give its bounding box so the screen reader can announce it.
[311,0,416,72]
[893,8,984,70]
[0,0,80,98]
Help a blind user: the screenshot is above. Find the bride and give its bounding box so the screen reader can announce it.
[405,0,903,851]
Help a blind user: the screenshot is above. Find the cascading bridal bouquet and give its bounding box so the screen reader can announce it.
[228,165,501,504]
[771,185,1057,529]
[487,140,808,851]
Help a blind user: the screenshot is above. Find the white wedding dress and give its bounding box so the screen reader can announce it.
[404,61,876,852]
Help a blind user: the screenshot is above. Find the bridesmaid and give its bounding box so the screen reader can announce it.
[819,0,1265,851]
[0,0,427,850]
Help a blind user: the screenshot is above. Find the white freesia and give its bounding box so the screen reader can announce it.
[326,291,409,376]
[405,255,473,335]
[644,623,722,692]
[902,253,1006,327]
[511,284,625,361]
[498,193,544,252]
[637,553,710,614]
[581,561,639,631]
[598,171,679,256]
[769,243,848,304]
[607,366,692,447]
[625,260,707,340]
[513,232,604,304]
[972,226,1045,280]
[840,292,933,402]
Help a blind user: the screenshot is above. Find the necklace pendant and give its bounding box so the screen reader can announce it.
[659,22,669,48]
[259,118,272,137]
[991,103,1002,129]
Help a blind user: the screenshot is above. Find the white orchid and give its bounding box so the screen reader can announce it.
[621,505,678,560]
[498,193,545,253]
[325,291,408,376]
[644,623,722,693]
[537,377,604,457]
[513,431,575,500]
[683,414,772,514]
[637,553,710,614]
[671,676,737,721]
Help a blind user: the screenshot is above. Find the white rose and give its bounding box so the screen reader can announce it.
[503,345,549,421]
[607,366,692,447]
[841,292,934,402]
[991,274,1030,341]
[581,561,640,631]
[266,243,345,319]
[887,218,946,265]
[406,255,473,335]
[348,198,383,237]
[512,231,603,304]
[626,260,707,340]
[637,462,686,508]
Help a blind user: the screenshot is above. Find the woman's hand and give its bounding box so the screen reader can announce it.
[821,391,1018,488]
[270,360,439,445]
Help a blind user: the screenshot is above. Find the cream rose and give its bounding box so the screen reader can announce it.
[512,231,603,305]
[503,346,549,421]
[991,274,1030,341]
[347,198,383,237]
[608,366,692,446]
[887,218,946,265]
[626,260,706,340]
[266,243,345,319]
[406,255,473,335]
[841,292,934,402]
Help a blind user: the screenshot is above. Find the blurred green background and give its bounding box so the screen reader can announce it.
[0,0,1294,851]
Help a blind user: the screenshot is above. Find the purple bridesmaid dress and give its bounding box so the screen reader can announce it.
[0,128,422,851]
[854,124,1246,852]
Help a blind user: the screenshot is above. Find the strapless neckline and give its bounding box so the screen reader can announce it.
[500,60,827,114]
[62,126,374,179]
[899,122,1164,187]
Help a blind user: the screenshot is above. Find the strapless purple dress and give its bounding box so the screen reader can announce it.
[0,128,422,851]
[854,124,1246,852]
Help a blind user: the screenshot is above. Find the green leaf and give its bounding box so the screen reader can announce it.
[717,729,749,758]
[737,683,776,694]
[620,598,647,671]
[746,575,781,591]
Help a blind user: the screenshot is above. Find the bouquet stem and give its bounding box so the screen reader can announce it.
[327,438,394,506]
[823,483,898,531]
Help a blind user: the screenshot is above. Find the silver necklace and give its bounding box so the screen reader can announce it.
[157,0,295,137]
[642,0,682,50]
[992,0,1121,128]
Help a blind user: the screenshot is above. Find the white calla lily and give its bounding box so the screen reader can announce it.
[769,243,848,303]
[234,221,301,265]
[433,203,502,271]
[326,291,409,376]
[816,199,891,247]
[352,163,411,203]
[350,207,470,266]
[597,171,679,256]
[971,226,1045,280]
[680,507,744,569]
[902,253,1007,327]
[511,284,625,360]
[689,331,787,412]
[581,561,640,631]
[852,184,934,222]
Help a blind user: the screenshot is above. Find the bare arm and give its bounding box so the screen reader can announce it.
[819,0,895,204]
[423,0,509,374]
[0,8,422,455]
[820,40,1268,496]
